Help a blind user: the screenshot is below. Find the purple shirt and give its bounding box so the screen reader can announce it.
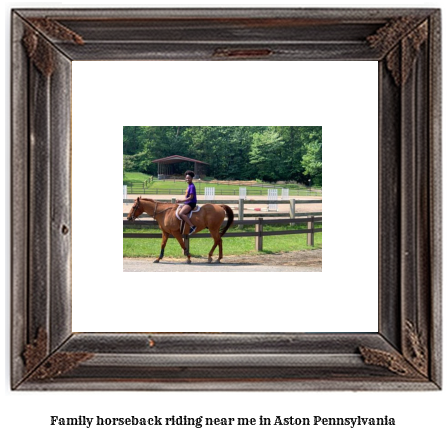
[185,183,197,204]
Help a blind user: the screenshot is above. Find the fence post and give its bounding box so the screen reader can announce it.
[255,218,263,251]
[307,215,315,246]
[171,197,176,204]
[289,198,295,226]
[238,198,244,229]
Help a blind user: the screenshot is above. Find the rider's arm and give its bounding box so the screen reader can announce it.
[182,193,194,202]
[177,189,193,203]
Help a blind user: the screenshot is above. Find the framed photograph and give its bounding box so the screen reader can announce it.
[11,8,441,390]
[121,125,325,272]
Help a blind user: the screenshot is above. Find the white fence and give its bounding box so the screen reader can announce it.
[281,188,289,200]
[123,185,127,199]
[268,189,278,211]
[239,187,247,200]
[205,187,215,200]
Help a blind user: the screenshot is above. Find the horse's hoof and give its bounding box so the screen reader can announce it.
[214,259,221,264]
[186,259,191,264]
[208,258,213,264]
[153,259,159,263]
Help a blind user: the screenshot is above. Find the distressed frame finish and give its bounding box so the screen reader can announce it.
[11,8,441,390]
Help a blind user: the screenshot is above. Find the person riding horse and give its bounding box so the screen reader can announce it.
[127,194,234,264]
[176,170,197,235]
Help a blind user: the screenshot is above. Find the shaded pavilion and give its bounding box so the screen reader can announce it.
[152,155,209,179]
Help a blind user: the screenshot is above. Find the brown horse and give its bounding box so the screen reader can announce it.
[127,197,234,264]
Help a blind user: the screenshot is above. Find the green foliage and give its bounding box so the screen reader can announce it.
[302,140,322,186]
[123,126,322,186]
[123,155,136,172]
[249,129,284,181]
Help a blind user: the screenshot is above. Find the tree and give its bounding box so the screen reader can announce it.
[123,126,322,186]
[248,129,284,181]
[301,139,322,186]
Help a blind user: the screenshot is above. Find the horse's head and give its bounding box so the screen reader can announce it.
[127,197,143,221]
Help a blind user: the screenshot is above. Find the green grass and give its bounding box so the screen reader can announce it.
[279,182,322,191]
[123,224,322,258]
[123,174,322,196]
[133,179,321,196]
[123,172,151,185]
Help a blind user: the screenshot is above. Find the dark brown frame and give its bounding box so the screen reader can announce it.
[11,8,441,390]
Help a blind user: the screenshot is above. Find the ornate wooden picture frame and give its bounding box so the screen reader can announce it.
[11,8,441,390]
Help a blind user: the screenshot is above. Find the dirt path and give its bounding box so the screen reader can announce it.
[222,249,322,267]
[123,249,322,272]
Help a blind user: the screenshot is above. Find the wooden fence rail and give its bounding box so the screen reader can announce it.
[123,216,322,249]
[123,198,322,220]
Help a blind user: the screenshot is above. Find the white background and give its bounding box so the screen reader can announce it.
[72,60,378,332]
[2,1,445,438]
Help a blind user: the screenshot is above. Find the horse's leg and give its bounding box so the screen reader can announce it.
[172,231,191,264]
[208,228,222,263]
[207,241,218,263]
[153,230,169,263]
[217,235,223,262]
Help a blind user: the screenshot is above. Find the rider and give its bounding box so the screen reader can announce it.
[177,170,197,235]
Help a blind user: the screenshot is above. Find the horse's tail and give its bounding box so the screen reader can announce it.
[219,205,234,237]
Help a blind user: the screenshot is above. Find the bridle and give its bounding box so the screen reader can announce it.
[129,197,141,221]
[129,198,174,221]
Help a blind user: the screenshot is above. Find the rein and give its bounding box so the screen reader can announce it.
[152,202,176,218]
[131,198,175,221]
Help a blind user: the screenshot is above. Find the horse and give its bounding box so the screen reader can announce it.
[127,197,234,264]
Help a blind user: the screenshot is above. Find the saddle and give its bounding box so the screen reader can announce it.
[176,204,201,234]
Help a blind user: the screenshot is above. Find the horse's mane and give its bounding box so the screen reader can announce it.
[141,198,175,205]
[139,198,177,213]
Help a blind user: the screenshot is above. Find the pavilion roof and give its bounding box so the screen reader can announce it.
[151,155,208,165]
